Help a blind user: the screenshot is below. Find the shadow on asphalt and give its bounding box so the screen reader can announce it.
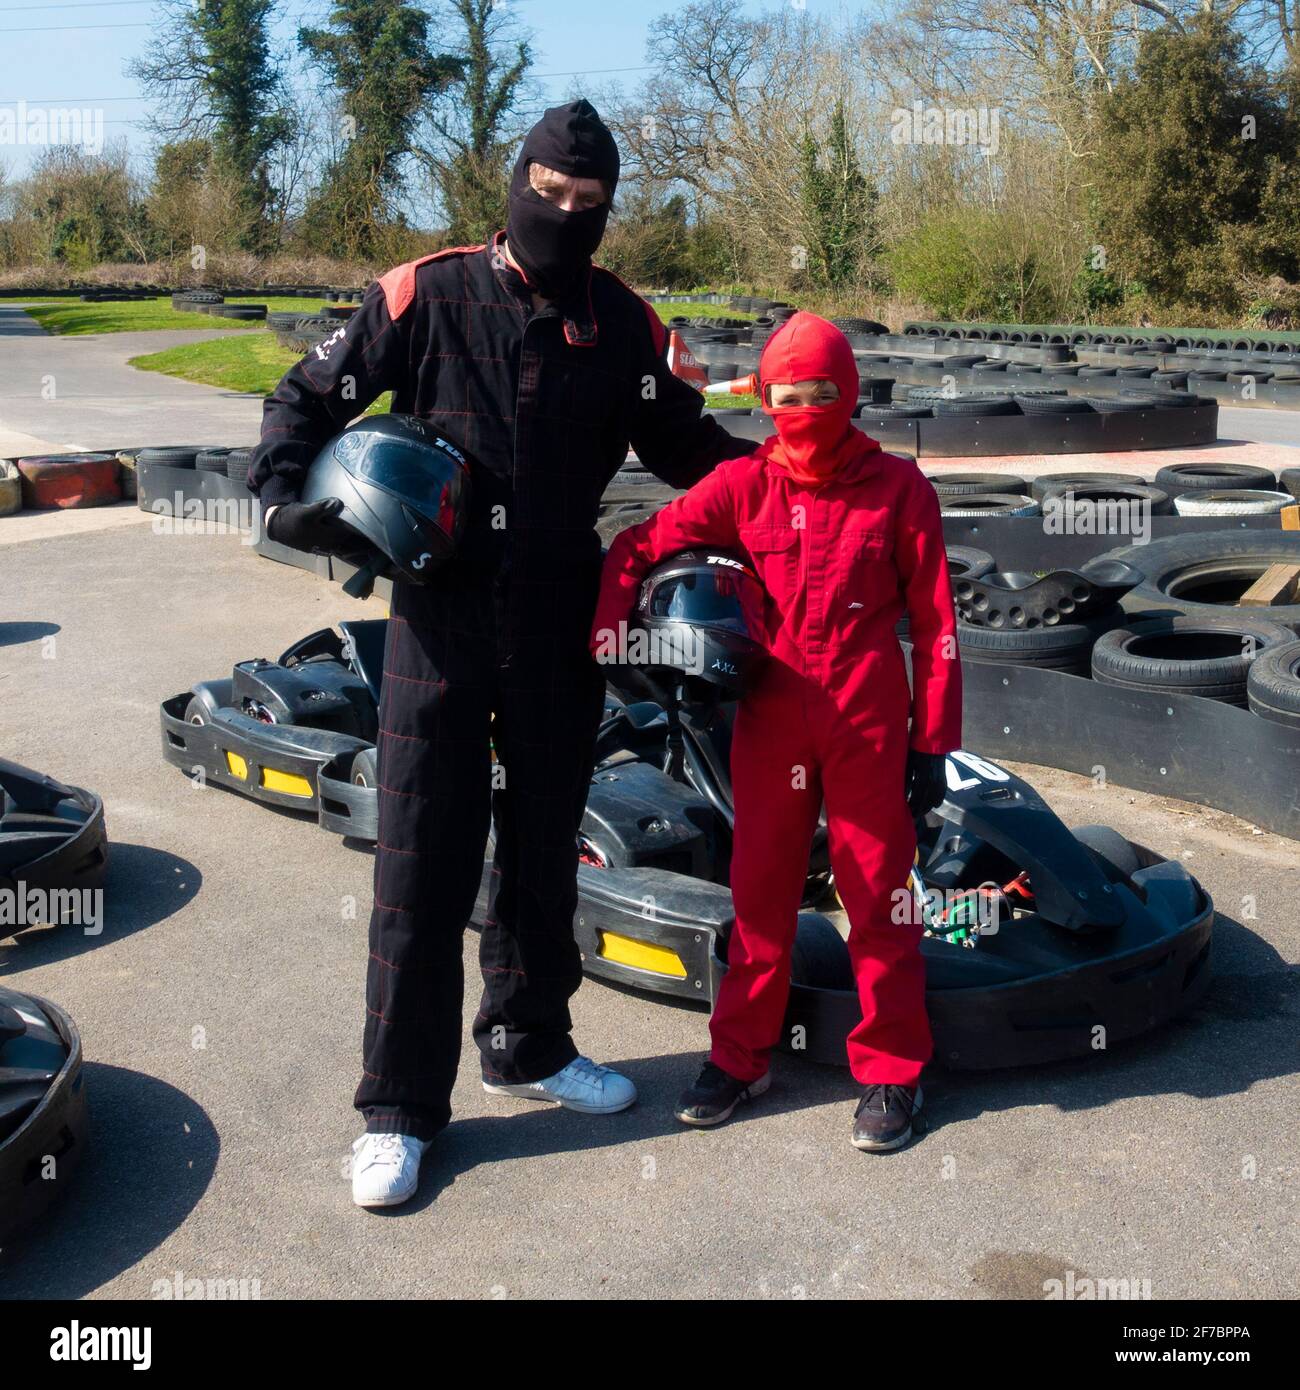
[0,622,60,648]
[370,1048,864,1218]
[0,844,201,973]
[0,1064,218,1297]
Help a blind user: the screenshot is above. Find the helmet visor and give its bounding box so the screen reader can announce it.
[339,436,461,512]
[648,570,755,635]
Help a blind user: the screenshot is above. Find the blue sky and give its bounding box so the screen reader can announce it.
[0,0,774,176]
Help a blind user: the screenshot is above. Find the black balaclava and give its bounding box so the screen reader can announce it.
[504,98,620,302]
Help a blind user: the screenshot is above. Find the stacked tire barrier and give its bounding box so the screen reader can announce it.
[896,320,1300,411]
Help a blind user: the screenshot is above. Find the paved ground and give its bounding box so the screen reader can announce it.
[0,307,263,456]
[1,511,1297,1300]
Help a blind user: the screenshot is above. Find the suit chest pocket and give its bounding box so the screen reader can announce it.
[739,523,800,607]
[837,529,896,613]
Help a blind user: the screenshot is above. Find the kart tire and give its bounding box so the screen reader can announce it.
[1281,468,1300,501]
[1153,462,1276,493]
[925,472,1028,497]
[788,914,854,990]
[1246,639,1300,728]
[857,403,932,418]
[1029,471,1139,502]
[1108,530,1300,626]
[939,493,1039,518]
[944,545,995,580]
[350,748,378,789]
[183,697,210,725]
[957,620,1098,673]
[1172,490,1294,516]
[1090,614,1295,705]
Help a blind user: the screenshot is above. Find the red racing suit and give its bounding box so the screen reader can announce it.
[590,431,962,1086]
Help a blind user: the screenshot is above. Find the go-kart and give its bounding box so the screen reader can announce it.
[0,986,86,1241]
[159,621,386,840]
[1,759,108,938]
[160,625,1214,1069]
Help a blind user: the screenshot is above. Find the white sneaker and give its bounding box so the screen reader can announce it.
[350,1131,429,1208]
[482,1055,637,1114]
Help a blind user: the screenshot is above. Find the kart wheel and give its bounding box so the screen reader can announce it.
[350,748,378,789]
[184,697,209,726]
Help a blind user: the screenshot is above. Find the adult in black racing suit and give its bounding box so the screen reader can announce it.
[248,99,751,1209]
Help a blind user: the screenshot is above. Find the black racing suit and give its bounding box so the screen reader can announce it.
[249,234,750,1137]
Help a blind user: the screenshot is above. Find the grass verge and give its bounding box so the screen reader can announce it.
[129,332,392,413]
[6,295,334,335]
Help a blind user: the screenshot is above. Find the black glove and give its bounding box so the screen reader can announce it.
[905,750,948,819]
[265,497,363,558]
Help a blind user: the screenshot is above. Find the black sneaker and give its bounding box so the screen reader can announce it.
[852,1084,923,1152]
[675,1061,771,1127]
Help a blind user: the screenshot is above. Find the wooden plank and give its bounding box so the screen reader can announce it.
[1240,561,1300,606]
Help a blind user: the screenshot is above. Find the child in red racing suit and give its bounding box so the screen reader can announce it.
[590,312,961,1151]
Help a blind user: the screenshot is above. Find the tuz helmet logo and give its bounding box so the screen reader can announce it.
[411,552,434,571]
[707,555,743,569]
[712,658,737,675]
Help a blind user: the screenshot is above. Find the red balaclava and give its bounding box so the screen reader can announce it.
[756,312,874,487]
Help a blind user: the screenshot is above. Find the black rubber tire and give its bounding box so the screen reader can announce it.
[789,914,854,989]
[195,448,231,474]
[1153,462,1277,494]
[350,747,378,789]
[957,620,1098,673]
[1076,366,1118,377]
[1108,530,1300,626]
[1280,468,1300,501]
[225,448,253,483]
[945,545,995,580]
[830,316,889,337]
[856,403,932,419]
[939,354,987,368]
[1038,481,1173,516]
[1079,394,1147,413]
[970,360,1010,372]
[939,493,1039,517]
[1227,369,1272,384]
[137,446,202,469]
[1091,614,1295,705]
[217,305,266,320]
[1029,471,1140,502]
[1013,393,1090,415]
[1246,639,1300,728]
[1188,370,1229,383]
[925,472,1028,497]
[932,395,1019,417]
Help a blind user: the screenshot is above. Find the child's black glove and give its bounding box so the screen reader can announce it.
[905,749,948,819]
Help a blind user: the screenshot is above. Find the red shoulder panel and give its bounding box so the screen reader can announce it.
[377,244,484,321]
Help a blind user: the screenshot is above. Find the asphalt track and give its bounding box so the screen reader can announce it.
[1,510,1297,1300]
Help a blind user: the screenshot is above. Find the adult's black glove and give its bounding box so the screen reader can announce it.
[905,749,948,819]
[265,497,363,558]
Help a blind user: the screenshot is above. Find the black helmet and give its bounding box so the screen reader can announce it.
[301,414,471,597]
[629,549,766,701]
